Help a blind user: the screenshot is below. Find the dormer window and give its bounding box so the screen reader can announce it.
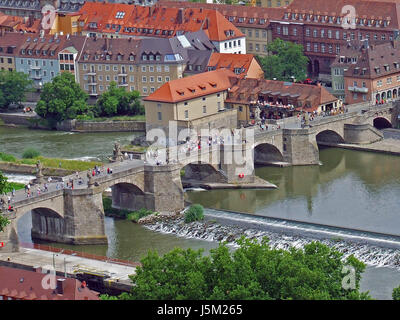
[249,18,255,23]
[129,55,135,61]
[42,50,47,56]
[84,54,89,60]
[260,19,265,24]
[375,67,380,74]
[284,13,288,19]
[156,55,161,61]
[21,49,25,54]
[142,54,147,61]
[28,49,32,55]
[384,64,390,71]
[50,50,55,56]
[117,54,123,61]
[238,17,244,23]
[95,54,99,61]
[106,54,111,60]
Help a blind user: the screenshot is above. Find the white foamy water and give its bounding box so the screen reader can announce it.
[143,209,400,270]
[4,173,36,184]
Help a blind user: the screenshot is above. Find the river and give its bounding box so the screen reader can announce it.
[2,127,400,299]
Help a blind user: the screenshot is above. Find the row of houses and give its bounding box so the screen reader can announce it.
[0,31,263,96]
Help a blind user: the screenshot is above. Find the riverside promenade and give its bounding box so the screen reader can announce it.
[0,243,139,293]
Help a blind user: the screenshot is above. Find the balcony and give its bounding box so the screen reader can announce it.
[89,91,98,96]
[30,65,41,70]
[118,82,128,87]
[348,86,368,93]
[118,72,127,76]
[88,82,97,86]
[85,71,96,76]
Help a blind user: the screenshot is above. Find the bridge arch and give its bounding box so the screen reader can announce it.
[180,161,226,184]
[315,129,345,145]
[15,206,65,244]
[373,117,392,129]
[103,181,145,212]
[253,142,284,165]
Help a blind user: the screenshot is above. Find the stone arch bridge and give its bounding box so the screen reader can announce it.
[1,102,398,252]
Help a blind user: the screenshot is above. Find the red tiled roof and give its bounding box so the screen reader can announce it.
[226,78,338,109]
[144,68,237,103]
[0,266,99,300]
[75,2,243,42]
[207,52,259,78]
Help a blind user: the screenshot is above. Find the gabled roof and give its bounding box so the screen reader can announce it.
[207,52,259,78]
[144,68,237,103]
[74,2,244,42]
[226,78,338,109]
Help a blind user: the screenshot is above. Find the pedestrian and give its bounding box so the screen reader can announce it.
[48,177,52,184]
[12,188,15,197]
[7,196,11,205]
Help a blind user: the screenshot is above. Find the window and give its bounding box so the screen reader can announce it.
[143,87,148,93]
[142,76,147,82]
[321,29,325,38]
[149,65,154,72]
[113,65,118,71]
[203,106,206,114]
[314,43,318,52]
[335,30,340,39]
[255,44,260,52]
[157,76,162,82]
[130,76,134,82]
[165,76,170,82]
[106,75,110,81]
[150,76,155,82]
[164,65,169,72]
[336,44,340,54]
[377,80,382,87]
[105,65,110,71]
[306,28,310,37]
[387,77,392,84]
[157,112,162,121]
[283,26,288,35]
[293,28,297,36]
[184,110,188,119]
[98,75,103,81]
[313,29,317,37]
[98,65,102,71]
[130,86,135,91]
[306,43,311,52]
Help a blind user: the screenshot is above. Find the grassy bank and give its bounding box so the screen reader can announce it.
[122,144,147,153]
[0,152,102,172]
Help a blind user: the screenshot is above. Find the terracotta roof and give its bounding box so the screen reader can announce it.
[207,52,260,78]
[226,78,338,109]
[0,12,42,33]
[0,266,99,300]
[344,40,400,79]
[75,2,243,42]
[144,68,237,103]
[284,0,400,30]
[157,0,286,28]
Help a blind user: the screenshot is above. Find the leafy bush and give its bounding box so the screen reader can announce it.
[0,152,16,162]
[184,204,204,223]
[127,208,155,223]
[103,197,112,212]
[22,148,41,159]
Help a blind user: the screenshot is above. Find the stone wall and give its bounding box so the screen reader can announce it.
[0,113,39,126]
[344,123,384,144]
[58,120,146,132]
[0,162,73,176]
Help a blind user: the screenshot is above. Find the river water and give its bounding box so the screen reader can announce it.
[2,126,400,299]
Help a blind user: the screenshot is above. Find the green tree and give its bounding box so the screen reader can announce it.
[184,204,204,223]
[95,82,144,117]
[393,285,400,300]
[104,238,371,300]
[35,72,89,122]
[258,38,309,82]
[0,70,32,109]
[0,171,10,232]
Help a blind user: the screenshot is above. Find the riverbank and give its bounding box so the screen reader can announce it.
[0,113,145,133]
[319,138,400,156]
[0,153,102,176]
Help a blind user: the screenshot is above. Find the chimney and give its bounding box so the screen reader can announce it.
[177,8,184,24]
[105,37,109,50]
[56,278,66,295]
[40,29,44,38]
[28,15,34,28]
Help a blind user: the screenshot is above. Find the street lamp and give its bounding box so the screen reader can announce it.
[64,253,77,278]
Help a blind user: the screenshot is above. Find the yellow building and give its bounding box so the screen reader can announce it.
[143,69,238,138]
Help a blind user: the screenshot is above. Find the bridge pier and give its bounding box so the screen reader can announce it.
[219,144,255,183]
[282,129,320,165]
[143,164,184,212]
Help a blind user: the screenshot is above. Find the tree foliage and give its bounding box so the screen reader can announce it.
[0,171,10,232]
[105,238,371,300]
[35,72,89,122]
[258,38,309,82]
[393,285,400,300]
[0,70,32,109]
[95,82,144,117]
